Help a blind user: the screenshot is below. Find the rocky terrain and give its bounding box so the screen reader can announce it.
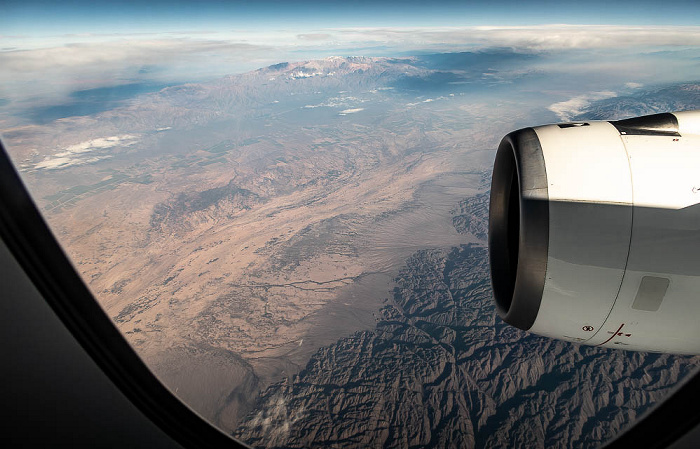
[3,51,699,446]
[573,83,700,121]
[3,54,515,433]
[235,191,700,448]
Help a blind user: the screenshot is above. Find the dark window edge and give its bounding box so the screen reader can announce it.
[0,140,249,449]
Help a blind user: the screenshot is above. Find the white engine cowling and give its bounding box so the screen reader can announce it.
[489,111,700,354]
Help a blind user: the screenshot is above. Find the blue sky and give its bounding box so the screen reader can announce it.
[3,0,700,36]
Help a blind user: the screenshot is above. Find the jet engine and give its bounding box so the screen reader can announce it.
[489,111,700,354]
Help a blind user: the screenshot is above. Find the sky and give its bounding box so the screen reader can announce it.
[4,0,700,34]
[1,0,700,113]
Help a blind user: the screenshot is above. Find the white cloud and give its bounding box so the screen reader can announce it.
[625,82,644,89]
[297,33,333,41]
[290,70,323,79]
[1,25,699,106]
[4,25,698,81]
[304,95,365,109]
[406,96,448,107]
[62,135,137,154]
[34,154,112,170]
[34,134,138,170]
[548,91,617,121]
[0,38,280,101]
[334,25,700,52]
[338,108,364,115]
[1,39,269,73]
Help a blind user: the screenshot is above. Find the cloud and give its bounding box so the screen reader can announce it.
[34,154,112,170]
[338,108,364,115]
[34,134,138,170]
[548,91,617,121]
[289,70,323,79]
[297,33,332,41]
[406,96,448,106]
[5,25,699,79]
[0,38,280,102]
[1,39,270,73]
[326,25,700,55]
[245,394,305,448]
[304,95,365,109]
[1,25,699,105]
[625,82,644,89]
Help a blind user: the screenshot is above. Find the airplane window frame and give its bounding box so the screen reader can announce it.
[0,139,249,449]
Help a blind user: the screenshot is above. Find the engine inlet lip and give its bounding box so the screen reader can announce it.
[488,128,549,330]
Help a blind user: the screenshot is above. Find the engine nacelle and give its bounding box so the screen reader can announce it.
[489,111,700,354]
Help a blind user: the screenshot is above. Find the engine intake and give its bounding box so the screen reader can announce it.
[488,111,700,354]
[489,128,548,330]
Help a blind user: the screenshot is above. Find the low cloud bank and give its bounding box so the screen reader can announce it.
[548,91,618,121]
